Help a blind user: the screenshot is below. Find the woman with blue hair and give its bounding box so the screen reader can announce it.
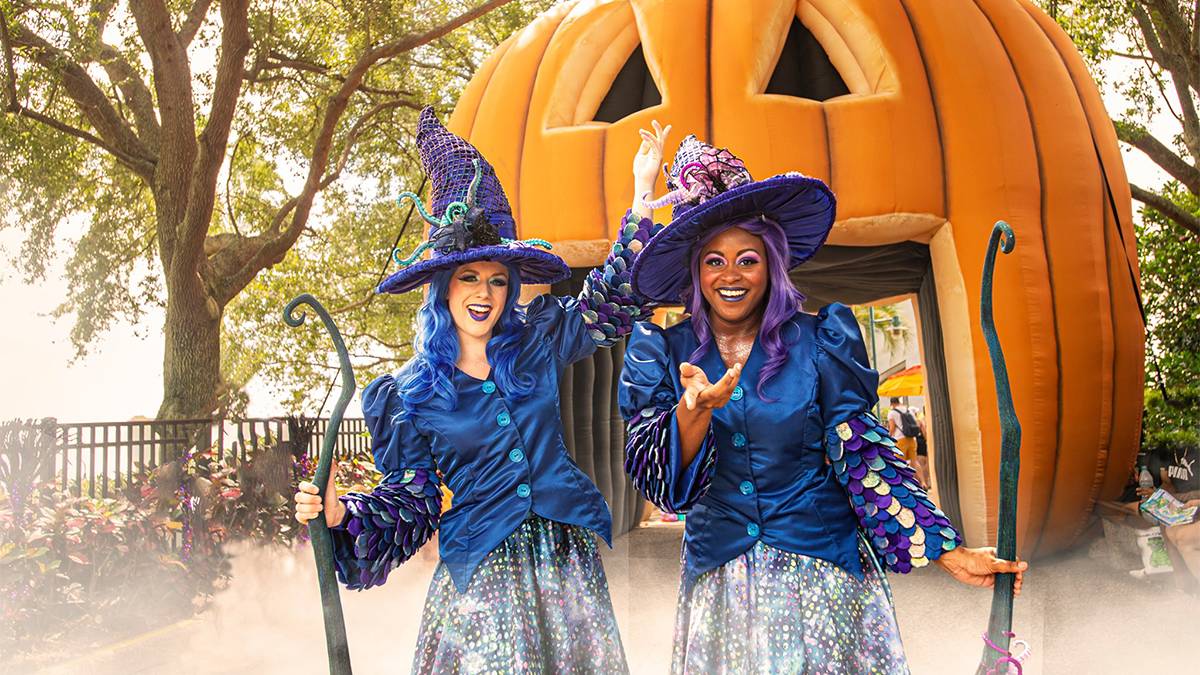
[294,108,669,672]
[619,136,1027,673]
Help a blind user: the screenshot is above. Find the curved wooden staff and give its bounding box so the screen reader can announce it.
[284,294,354,675]
[976,222,1023,674]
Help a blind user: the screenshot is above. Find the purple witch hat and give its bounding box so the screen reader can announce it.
[378,107,569,294]
[629,135,836,304]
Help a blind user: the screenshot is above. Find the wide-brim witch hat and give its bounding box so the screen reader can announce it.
[629,135,836,305]
[378,107,570,294]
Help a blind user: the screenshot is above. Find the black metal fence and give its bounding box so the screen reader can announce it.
[3,416,368,500]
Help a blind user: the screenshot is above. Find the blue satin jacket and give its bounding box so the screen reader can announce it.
[330,212,661,592]
[619,303,961,586]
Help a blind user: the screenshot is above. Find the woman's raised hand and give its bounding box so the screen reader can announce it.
[294,463,347,528]
[632,120,671,219]
[679,361,742,411]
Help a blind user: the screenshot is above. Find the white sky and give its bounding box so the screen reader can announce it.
[0,42,1179,423]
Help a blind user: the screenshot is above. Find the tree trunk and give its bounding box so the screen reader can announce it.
[157,251,222,422]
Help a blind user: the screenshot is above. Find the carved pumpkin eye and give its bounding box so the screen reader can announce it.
[765,18,849,101]
[594,45,662,123]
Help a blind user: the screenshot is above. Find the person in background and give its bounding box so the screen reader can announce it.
[1136,438,1200,590]
[913,406,931,490]
[887,397,927,487]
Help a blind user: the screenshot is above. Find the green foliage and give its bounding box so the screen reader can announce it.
[0,485,226,654]
[1139,183,1200,443]
[1139,183,1200,392]
[1138,183,1200,442]
[0,3,162,357]
[852,303,908,364]
[0,429,383,653]
[1,0,558,407]
[221,183,427,414]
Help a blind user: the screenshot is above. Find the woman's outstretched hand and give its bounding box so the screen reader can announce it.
[632,120,671,219]
[675,361,742,464]
[294,463,346,528]
[679,361,742,411]
[935,546,1027,596]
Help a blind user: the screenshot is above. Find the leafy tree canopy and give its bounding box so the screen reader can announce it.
[0,0,556,417]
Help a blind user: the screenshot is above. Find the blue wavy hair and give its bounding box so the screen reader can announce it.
[395,262,535,414]
[685,216,805,401]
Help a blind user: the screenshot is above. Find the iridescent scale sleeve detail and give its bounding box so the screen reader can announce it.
[826,413,961,573]
[330,468,442,590]
[578,210,663,347]
[624,405,718,513]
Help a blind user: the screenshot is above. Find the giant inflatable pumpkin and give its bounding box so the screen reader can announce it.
[448,0,1145,557]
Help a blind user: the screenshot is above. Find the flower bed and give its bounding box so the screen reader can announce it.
[0,433,379,656]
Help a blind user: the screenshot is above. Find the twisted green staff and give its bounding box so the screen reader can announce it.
[976,222,1024,674]
[284,294,353,675]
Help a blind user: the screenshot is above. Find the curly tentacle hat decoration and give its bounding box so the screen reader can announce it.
[377,107,569,295]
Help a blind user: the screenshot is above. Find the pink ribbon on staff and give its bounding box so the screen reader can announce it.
[982,631,1032,675]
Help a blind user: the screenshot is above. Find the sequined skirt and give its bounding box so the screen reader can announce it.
[413,515,628,674]
[672,538,909,674]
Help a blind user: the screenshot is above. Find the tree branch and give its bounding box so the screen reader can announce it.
[1133,1,1200,162]
[1193,0,1199,59]
[225,134,245,237]
[344,330,411,352]
[1110,51,1158,63]
[211,96,415,305]
[3,16,155,178]
[0,8,18,105]
[129,0,197,244]
[1116,122,1200,194]
[1135,1,1183,72]
[178,0,251,272]
[218,0,516,301]
[263,97,416,239]
[1131,183,1200,237]
[97,42,161,151]
[253,51,417,98]
[330,293,374,315]
[179,0,214,46]
[88,0,119,38]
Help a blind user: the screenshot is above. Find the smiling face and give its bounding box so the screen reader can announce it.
[696,226,769,330]
[446,260,509,342]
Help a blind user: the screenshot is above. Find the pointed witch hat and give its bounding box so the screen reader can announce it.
[378,107,570,294]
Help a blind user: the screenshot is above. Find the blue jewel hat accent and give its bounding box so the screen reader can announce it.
[629,135,837,305]
[378,107,569,294]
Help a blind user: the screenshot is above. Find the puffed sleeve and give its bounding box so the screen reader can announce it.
[618,322,717,513]
[816,303,961,573]
[525,210,664,366]
[328,374,441,590]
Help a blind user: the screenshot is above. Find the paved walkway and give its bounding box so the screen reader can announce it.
[15,523,1199,673]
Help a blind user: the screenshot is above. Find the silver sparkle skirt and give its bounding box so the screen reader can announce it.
[672,538,909,674]
[412,515,629,674]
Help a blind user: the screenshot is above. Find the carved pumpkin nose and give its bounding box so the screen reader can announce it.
[449,0,1144,562]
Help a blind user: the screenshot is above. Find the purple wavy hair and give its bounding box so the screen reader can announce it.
[686,216,805,400]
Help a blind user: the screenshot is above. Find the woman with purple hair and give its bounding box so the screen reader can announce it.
[619,136,1027,672]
